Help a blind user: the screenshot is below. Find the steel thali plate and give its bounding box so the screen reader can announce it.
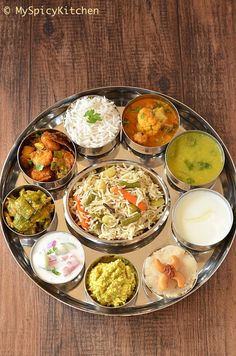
[0,86,235,316]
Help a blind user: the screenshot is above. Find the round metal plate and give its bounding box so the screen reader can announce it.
[0,86,235,316]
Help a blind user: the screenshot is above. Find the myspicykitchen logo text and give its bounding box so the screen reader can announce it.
[3,5,100,17]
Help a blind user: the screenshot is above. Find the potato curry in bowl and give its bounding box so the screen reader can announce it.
[122,94,179,154]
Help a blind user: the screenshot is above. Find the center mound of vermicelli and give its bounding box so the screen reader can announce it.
[70,164,165,241]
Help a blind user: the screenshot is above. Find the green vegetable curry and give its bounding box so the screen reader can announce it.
[4,188,54,235]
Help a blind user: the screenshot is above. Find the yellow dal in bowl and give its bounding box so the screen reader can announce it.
[166,131,224,186]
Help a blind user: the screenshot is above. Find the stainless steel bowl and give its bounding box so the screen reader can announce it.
[74,134,120,157]
[165,130,225,191]
[17,128,77,190]
[171,189,234,252]
[2,184,57,238]
[142,245,198,299]
[84,255,139,309]
[30,231,85,289]
[64,95,121,157]
[63,160,170,253]
[122,94,180,155]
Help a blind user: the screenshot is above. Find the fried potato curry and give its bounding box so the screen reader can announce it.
[122,96,179,147]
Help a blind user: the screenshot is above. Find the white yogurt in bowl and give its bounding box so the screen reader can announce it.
[172,189,233,251]
[30,231,85,284]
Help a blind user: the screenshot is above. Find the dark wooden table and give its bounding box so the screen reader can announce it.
[0,1,235,355]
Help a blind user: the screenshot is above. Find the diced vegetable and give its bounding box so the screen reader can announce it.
[121,212,141,226]
[83,192,96,207]
[14,197,35,220]
[13,213,35,234]
[102,215,116,226]
[6,197,17,216]
[95,179,106,193]
[150,197,165,208]
[103,166,116,178]
[34,142,44,150]
[128,204,140,213]
[111,186,147,211]
[119,180,141,188]
[52,243,76,256]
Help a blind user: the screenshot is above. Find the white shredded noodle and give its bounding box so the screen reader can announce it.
[64,96,121,148]
[69,164,165,241]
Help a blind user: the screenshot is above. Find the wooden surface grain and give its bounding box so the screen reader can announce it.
[0,1,235,355]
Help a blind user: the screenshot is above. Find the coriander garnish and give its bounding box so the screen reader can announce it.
[35,164,44,171]
[85,109,102,124]
[123,118,129,125]
[130,106,141,113]
[51,268,61,276]
[47,247,58,255]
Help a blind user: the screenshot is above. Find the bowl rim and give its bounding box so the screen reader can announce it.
[165,129,226,188]
[2,184,56,237]
[29,230,85,285]
[17,128,77,185]
[84,254,139,308]
[121,93,180,150]
[171,188,234,251]
[63,159,171,247]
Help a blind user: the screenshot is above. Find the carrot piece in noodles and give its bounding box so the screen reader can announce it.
[111,186,147,211]
[73,195,90,230]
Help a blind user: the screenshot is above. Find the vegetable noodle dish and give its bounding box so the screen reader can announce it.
[69,164,166,241]
[4,188,54,235]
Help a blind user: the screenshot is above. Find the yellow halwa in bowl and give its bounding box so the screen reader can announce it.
[85,255,139,308]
